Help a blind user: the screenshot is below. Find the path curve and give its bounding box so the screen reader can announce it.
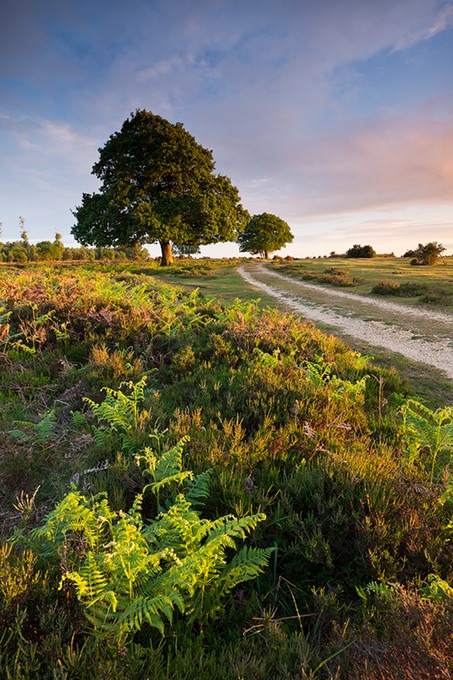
[238,264,453,381]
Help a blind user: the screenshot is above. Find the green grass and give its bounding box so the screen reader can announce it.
[148,258,453,408]
[269,256,453,309]
[149,259,279,307]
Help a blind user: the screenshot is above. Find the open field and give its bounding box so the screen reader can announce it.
[0,261,452,679]
[269,256,453,310]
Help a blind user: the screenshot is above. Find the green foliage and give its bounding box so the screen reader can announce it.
[9,408,57,450]
[421,573,453,601]
[237,212,294,259]
[72,109,248,265]
[32,437,272,643]
[0,263,451,678]
[346,244,376,258]
[405,241,446,265]
[402,400,453,481]
[83,376,151,450]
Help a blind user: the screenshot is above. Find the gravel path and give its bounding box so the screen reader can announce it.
[238,264,453,381]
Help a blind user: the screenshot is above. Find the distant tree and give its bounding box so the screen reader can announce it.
[237,213,294,259]
[408,242,445,266]
[72,110,248,266]
[35,241,56,261]
[36,235,64,261]
[7,243,28,263]
[346,244,376,258]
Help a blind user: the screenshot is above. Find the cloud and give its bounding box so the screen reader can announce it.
[1,0,452,249]
[290,111,453,218]
[393,1,453,48]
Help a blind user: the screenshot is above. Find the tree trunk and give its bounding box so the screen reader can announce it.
[264,249,269,260]
[160,241,174,266]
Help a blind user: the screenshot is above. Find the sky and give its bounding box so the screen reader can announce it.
[1,0,452,258]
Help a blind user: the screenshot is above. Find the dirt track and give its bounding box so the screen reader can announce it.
[238,264,453,381]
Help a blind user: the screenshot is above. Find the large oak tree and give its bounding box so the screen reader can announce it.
[72,110,248,265]
[237,212,293,259]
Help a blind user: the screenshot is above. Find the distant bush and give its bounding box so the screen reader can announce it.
[346,244,376,258]
[399,282,428,297]
[420,290,453,306]
[320,268,360,286]
[406,242,446,266]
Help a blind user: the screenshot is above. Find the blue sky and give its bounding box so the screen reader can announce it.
[1,0,452,257]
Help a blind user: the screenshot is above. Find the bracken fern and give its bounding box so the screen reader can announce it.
[402,400,453,482]
[31,436,273,644]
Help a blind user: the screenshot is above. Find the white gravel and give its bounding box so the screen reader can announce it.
[238,264,453,381]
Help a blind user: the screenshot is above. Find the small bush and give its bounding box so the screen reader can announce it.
[398,282,428,297]
[372,280,400,295]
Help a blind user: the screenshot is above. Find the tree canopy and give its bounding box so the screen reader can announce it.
[72,110,248,265]
[237,212,293,259]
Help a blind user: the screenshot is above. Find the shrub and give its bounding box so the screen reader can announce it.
[346,244,376,258]
[372,280,400,295]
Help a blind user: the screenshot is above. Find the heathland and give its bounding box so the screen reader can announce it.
[0,257,452,679]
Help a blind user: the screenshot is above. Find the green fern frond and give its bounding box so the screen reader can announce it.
[32,491,115,550]
[220,546,275,588]
[83,376,149,442]
[145,471,193,496]
[206,513,266,543]
[8,429,32,443]
[64,555,110,603]
[30,430,272,644]
[153,436,189,482]
[403,399,453,481]
[10,409,57,446]
[185,469,212,508]
[118,592,182,633]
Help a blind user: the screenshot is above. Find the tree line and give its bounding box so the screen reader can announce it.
[0,231,149,263]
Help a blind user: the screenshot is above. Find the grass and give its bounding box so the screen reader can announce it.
[149,258,452,408]
[269,256,453,309]
[149,258,279,307]
[0,261,452,679]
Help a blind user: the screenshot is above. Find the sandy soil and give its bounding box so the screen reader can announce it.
[238,264,453,381]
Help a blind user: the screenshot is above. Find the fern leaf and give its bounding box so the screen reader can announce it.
[221,546,275,588]
[154,437,189,482]
[185,469,212,508]
[8,429,32,443]
[206,513,266,543]
[119,593,180,634]
[146,471,193,495]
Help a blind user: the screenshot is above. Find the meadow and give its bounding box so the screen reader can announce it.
[267,255,453,309]
[0,259,452,679]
